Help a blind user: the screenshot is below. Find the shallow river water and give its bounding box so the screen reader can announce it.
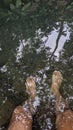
[0,3,73,130]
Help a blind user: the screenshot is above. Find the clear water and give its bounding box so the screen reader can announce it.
[0,3,73,130]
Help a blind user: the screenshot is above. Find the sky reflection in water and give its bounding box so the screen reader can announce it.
[0,9,73,130]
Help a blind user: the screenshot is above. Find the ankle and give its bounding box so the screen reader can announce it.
[51,84,60,94]
[52,82,60,87]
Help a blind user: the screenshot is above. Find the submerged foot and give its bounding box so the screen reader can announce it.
[51,70,63,94]
[25,76,37,115]
[25,76,36,99]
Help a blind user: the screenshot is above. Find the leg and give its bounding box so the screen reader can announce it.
[51,70,69,115]
[51,71,73,130]
[8,76,36,130]
[8,105,32,130]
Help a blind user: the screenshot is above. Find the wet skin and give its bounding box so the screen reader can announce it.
[51,71,73,130]
[8,77,36,130]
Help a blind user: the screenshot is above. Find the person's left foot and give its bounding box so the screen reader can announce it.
[25,76,36,99]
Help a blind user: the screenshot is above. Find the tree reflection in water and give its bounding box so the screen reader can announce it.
[0,3,73,130]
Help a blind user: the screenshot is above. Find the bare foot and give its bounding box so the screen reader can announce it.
[25,76,36,99]
[25,77,37,115]
[51,71,63,94]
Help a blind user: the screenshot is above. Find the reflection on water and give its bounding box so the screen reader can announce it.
[15,22,70,63]
[0,4,73,130]
[16,40,26,62]
[45,22,70,57]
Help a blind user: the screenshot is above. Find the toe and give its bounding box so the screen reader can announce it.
[53,70,58,75]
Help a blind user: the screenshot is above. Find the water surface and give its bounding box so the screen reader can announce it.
[0,3,73,130]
